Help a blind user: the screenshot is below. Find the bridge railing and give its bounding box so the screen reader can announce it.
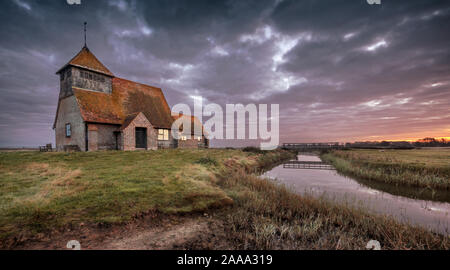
[283,160,335,170]
[282,143,344,149]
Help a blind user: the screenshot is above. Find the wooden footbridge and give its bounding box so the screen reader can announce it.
[282,142,345,151]
[283,160,335,170]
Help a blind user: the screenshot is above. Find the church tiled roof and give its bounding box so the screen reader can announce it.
[56,46,114,77]
[73,77,174,129]
[120,113,141,130]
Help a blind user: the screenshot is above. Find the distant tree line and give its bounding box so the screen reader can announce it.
[345,138,450,149]
[413,137,450,147]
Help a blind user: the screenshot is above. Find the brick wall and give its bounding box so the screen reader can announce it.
[55,98,207,152]
[121,113,157,151]
[88,124,98,151]
[87,123,120,151]
[177,135,207,149]
[157,131,175,149]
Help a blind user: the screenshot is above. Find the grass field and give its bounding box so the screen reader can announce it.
[0,149,261,243]
[0,148,448,249]
[322,148,450,190]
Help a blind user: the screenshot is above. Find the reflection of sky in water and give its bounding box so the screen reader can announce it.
[263,155,450,235]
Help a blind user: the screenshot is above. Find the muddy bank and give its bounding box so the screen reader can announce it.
[15,211,231,250]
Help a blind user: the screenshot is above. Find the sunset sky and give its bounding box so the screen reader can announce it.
[0,0,449,147]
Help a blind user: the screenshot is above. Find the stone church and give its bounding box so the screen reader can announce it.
[53,46,208,151]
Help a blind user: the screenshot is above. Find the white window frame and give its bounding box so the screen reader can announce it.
[158,129,169,141]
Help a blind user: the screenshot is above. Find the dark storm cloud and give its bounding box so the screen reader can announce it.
[264,0,450,141]
[0,0,449,147]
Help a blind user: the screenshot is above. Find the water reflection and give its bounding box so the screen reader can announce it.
[263,155,450,235]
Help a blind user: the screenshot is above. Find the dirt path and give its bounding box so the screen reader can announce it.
[16,213,231,250]
[93,219,209,250]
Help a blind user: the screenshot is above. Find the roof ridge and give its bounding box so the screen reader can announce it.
[114,77,162,91]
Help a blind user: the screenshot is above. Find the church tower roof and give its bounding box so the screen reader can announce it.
[56,46,114,77]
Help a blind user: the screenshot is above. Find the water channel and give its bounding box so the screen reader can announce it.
[263,154,450,235]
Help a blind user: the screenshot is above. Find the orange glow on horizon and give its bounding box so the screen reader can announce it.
[336,128,450,143]
[349,136,450,143]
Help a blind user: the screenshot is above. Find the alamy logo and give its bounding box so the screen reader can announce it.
[67,0,81,5]
[366,240,381,250]
[367,0,381,4]
[66,240,81,250]
[172,97,280,150]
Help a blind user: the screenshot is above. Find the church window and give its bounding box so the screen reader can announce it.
[158,129,169,141]
[65,123,71,137]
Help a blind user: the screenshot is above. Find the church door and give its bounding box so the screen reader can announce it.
[135,127,147,149]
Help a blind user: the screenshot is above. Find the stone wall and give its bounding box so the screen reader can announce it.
[59,67,74,99]
[55,95,86,151]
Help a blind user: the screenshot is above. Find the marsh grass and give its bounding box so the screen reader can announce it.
[195,156,218,166]
[217,156,449,250]
[1,148,448,250]
[322,149,450,190]
[242,146,266,154]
